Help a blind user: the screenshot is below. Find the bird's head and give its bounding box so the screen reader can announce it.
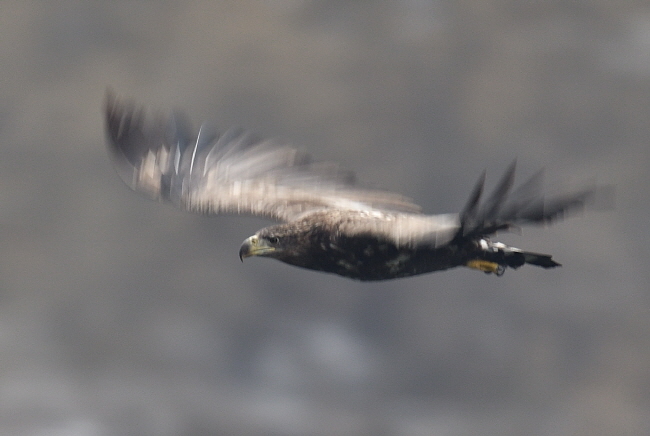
[239,224,310,263]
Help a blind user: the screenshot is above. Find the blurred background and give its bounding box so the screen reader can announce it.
[1,2,648,435]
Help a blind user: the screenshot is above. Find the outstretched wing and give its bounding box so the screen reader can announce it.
[104,90,421,222]
[339,162,604,248]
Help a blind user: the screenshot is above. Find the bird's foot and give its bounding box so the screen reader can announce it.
[466,260,506,276]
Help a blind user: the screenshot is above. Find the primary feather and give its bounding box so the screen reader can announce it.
[105,90,420,223]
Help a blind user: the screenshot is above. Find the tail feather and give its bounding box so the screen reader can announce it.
[472,240,562,275]
[520,251,561,269]
[489,242,561,269]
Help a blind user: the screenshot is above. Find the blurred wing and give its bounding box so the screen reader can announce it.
[104,90,421,222]
[340,162,607,249]
[456,162,605,240]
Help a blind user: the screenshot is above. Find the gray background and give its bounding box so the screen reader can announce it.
[1,2,648,435]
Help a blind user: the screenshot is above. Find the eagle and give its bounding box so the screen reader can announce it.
[105,90,597,281]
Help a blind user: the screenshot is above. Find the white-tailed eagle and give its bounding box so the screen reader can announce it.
[105,90,598,281]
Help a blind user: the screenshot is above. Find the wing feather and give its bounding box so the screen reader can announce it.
[455,163,604,241]
[339,163,605,249]
[104,90,421,222]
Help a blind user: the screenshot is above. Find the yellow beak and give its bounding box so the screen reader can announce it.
[239,236,276,261]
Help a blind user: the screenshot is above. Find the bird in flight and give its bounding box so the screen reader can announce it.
[105,90,597,281]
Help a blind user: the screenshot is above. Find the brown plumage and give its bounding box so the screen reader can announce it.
[105,90,599,281]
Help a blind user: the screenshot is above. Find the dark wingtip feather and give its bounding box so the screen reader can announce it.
[455,163,611,241]
[483,160,516,219]
[461,170,485,220]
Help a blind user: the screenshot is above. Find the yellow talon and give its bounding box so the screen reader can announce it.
[466,259,500,273]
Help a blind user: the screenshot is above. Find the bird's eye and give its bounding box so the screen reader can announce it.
[268,237,279,244]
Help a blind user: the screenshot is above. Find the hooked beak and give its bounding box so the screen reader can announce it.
[239,236,275,261]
